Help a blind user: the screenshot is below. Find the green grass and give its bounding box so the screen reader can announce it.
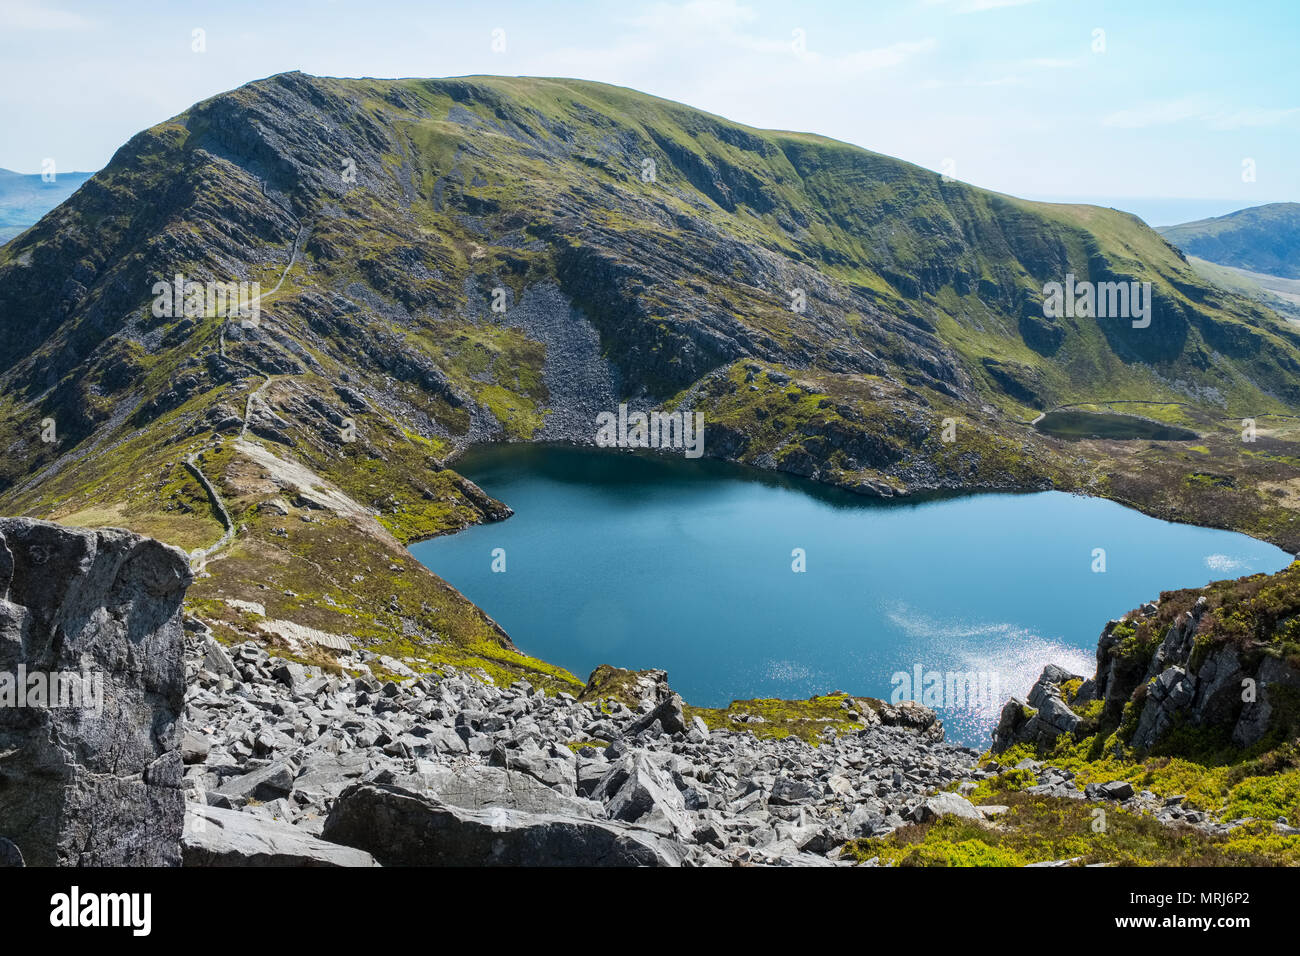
[843,792,1300,866]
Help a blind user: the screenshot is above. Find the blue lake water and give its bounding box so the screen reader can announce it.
[410,444,1294,747]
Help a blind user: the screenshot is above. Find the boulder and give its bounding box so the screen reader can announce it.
[592,753,692,838]
[769,776,819,805]
[991,665,1083,752]
[182,804,377,866]
[0,519,191,866]
[488,747,579,795]
[1086,779,1135,801]
[322,783,687,866]
[1099,780,1135,801]
[623,693,687,738]
[912,792,982,823]
[420,763,600,817]
[180,732,212,765]
[216,760,296,803]
[271,661,308,690]
[199,632,238,678]
[875,699,945,741]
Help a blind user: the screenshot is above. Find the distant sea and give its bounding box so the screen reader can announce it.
[0,167,96,245]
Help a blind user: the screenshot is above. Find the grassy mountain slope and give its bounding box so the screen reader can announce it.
[1186,255,1300,324]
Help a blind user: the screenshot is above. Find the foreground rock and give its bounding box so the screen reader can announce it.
[0,518,190,866]
[183,804,377,867]
[323,783,687,867]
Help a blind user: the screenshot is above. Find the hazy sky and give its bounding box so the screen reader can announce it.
[2,0,1297,213]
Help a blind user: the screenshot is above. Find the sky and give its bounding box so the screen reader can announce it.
[2,0,1297,224]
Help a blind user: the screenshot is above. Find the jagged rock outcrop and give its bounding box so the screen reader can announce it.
[0,518,191,865]
[991,663,1085,752]
[871,698,947,742]
[996,587,1300,756]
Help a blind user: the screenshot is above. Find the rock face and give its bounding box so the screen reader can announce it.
[996,593,1300,756]
[0,518,191,866]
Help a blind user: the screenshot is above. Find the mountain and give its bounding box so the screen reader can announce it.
[5,70,1300,867]
[4,71,1300,685]
[0,166,95,245]
[1160,202,1300,279]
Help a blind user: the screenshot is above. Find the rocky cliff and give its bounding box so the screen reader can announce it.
[995,561,1300,758]
[0,518,191,865]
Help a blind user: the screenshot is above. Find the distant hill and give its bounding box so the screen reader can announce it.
[1159,202,1300,278]
[0,167,95,245]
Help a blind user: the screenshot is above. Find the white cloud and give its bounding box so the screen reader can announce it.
[813,38,937,75]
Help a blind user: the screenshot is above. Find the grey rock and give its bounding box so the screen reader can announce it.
[322,783,687,866]
[420,764,601,818]
[912,792,983,823]
[623,693,687,738]
[1098,780,1135,801]
[769,776,819,805]
[182,804,377,866]
[594,754,692,838]
[180,732,212,765]
[0,518,190,866]
[217,760,296,803]
[200,634,238,678]
[271,661,308,690]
